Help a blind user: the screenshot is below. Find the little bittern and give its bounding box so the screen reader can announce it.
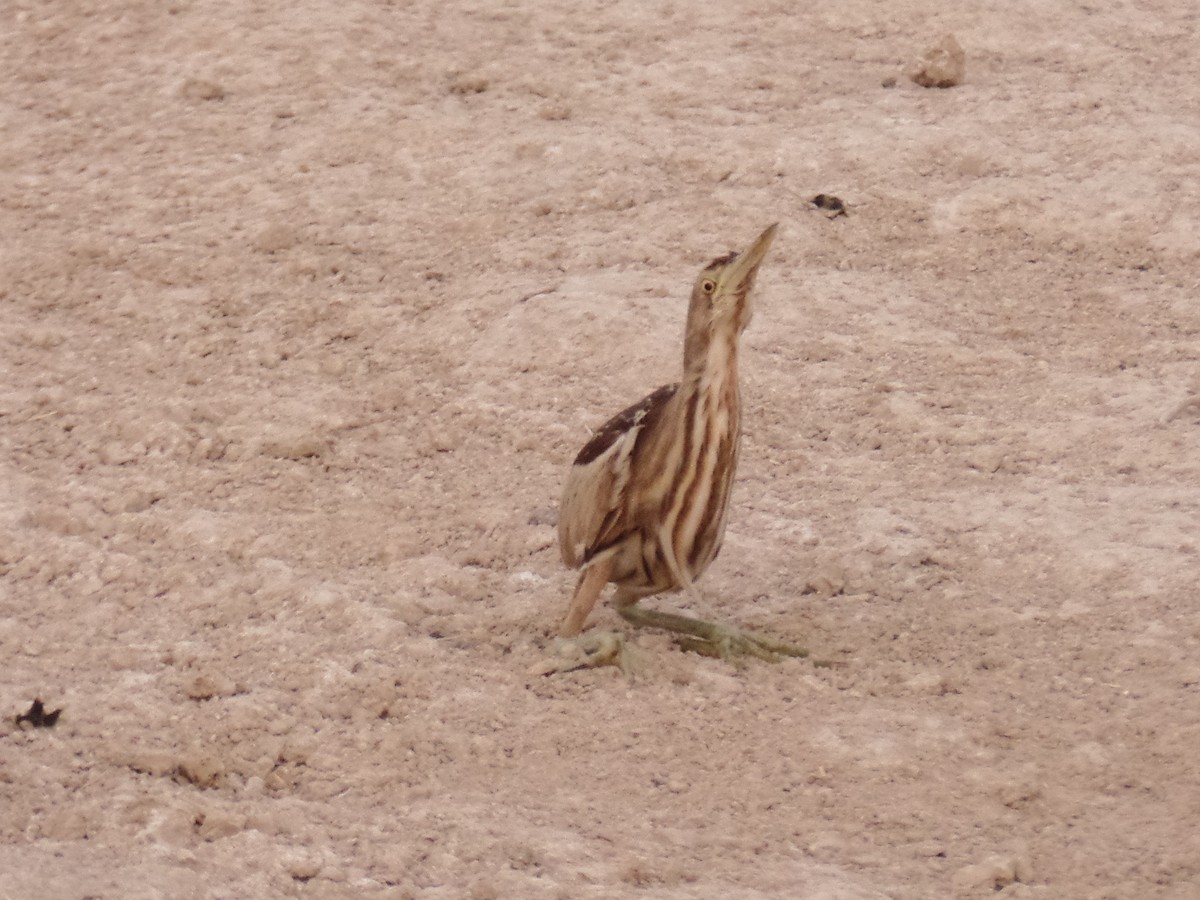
[555,223,808,664]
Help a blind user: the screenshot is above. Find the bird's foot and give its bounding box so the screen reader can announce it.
[674,624,811,665]
[528,632,642,678]
[617,604,822,666]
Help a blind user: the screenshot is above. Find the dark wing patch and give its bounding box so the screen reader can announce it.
[573,383,678,466]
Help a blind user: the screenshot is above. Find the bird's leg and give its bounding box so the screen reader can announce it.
[559,557,614,637]
[614,593,810,664]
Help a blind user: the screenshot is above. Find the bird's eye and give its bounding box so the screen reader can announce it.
[701,279,716,294]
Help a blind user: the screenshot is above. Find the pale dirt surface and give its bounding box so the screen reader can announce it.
[2,1,1199,898]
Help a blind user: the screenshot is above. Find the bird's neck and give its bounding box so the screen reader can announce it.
[682,316,740,386]
[680,321,741,416]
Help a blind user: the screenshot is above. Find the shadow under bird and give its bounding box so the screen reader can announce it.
[553,223,809,669]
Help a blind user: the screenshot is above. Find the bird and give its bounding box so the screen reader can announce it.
[553,223,808,667]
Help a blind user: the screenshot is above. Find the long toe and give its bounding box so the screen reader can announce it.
[706,625,810,665]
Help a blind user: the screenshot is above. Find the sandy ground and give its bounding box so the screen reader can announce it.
[3,1,1200,897]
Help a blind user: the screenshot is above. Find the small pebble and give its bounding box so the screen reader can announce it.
[285,855,323,881]
[911,33,966,88]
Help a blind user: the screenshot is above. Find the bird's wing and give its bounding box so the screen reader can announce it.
[558,383,678,569]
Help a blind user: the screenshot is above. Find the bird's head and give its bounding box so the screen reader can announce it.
[689,223,778,336]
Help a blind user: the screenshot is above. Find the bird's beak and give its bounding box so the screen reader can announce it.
[721,223,779,291]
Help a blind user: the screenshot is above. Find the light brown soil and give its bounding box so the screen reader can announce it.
[3,2,1199,898]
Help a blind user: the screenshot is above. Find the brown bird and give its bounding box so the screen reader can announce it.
[554,223,808,665]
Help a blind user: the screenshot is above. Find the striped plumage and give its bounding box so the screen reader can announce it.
[555,224,806,661]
